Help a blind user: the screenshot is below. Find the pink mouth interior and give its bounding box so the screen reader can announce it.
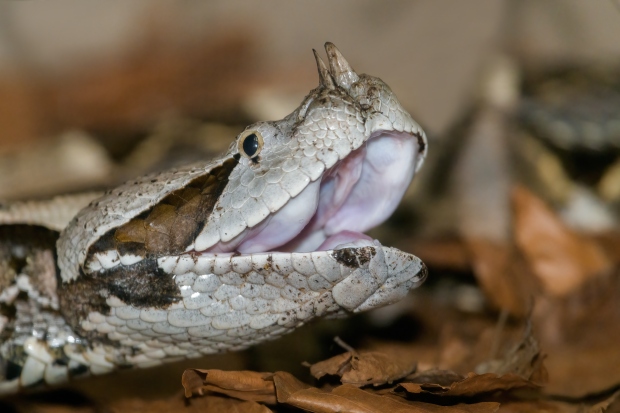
[202,130,419,254]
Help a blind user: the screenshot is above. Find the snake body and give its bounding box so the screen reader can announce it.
[0,43,428,393]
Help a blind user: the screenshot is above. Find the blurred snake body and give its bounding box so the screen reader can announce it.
[0,43,427,394]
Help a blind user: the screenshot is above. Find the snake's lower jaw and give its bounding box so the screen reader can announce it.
[330,241,427,313]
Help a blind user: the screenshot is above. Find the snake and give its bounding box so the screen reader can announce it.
[0,43,428,394]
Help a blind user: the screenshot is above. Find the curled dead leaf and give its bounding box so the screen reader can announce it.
[274,372,499,413]
[111,392,273,413]
[397,372,539,398]
[332,385,499,413]
[309,348,417,387]
[476,320,548,385]
[583,389,620,413]
[406,369,466,387]
[182,369,276,404]
[465,239,535,317]
[512,186,612,297]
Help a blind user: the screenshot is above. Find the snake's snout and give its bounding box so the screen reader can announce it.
[330,241,427,313]
[353,247,427,313]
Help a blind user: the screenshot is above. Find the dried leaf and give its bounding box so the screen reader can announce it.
[310,348,417,387]
[274,371,359,412]
[465,239,535,316]
[274,372,498,413]
[476,320,548,385]
[398,372,539,398]
[112,393,273,413]
[512,186,613,297]
[406,369,466,387]
[498,400,580,413]
[544,337,620,398]
[332,385,499,413]
[582,390,620,413]
[182,369,276,404]
[592,232,620,267]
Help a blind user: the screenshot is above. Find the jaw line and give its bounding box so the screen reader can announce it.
[196,128,417,256]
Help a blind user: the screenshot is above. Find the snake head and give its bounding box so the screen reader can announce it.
[197,42,428,253]
[47,44,430,380]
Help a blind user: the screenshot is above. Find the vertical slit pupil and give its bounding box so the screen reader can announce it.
[243,133,260,157]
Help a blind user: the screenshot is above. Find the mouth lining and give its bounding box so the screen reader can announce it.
[196,129,418,256]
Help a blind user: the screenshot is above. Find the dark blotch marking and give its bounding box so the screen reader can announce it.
[59,257,181,343]
[417,263,429,284]
[414,131,426,154]
[331,246,376,268]
[331,248,359,268]
[263,255,273,271]
[356,246,376,266]
[68,363,89,377]
[89,156,238,259]
[5,360,22,381]
[0,225,59,296]
[117,241,146,258]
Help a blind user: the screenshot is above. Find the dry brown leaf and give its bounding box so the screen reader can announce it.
[592,232,620,267]
[333,385,499,413]
[512,186,613,297]
[111,392,272,413]
[581,390,620,413]
[1,403,96,413]
[273,371,353,412]
[465,239,536,316]
[274,372,498,413]
[476,321,548,385]
[497,400,580,413]
[309,348,417,387]
[182,369,276,404]
[406,370,467,387]
[398,372,540,398]
[544,337,620,398]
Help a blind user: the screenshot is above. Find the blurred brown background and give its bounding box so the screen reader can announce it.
[2,1,620,411]
[1,1,619,156]
[0,0,618,203]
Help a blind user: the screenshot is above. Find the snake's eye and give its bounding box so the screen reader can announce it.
[238,130,264,159]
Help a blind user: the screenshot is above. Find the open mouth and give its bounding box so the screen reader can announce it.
[199,129,419,255]
[72,41,428,295]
